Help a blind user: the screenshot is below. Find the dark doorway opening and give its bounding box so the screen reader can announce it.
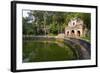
[71,30,74,33]
[67,31,69,36]
[77,31,80,36]
[71,30,75,37]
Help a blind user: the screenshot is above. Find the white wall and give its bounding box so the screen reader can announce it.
[0,0,100,73]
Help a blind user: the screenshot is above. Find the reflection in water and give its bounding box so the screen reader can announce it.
[23,39,78,62]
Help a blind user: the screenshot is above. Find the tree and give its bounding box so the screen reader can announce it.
[23,10,91,36]
[63,12,91,30]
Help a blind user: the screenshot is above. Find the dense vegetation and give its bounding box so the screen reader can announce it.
[23,10,91,36]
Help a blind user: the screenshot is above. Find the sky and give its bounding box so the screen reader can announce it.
[22,10,35,23]
[23,10,30,17]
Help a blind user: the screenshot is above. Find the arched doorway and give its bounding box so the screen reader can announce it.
[77,31,80,37]
[67,31,69,36]
[71,30,75,37]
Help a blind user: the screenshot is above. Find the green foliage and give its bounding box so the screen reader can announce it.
[50,23,58,35]
[23,17,36,35]
[65,12,91,29]
[23,10,91,35]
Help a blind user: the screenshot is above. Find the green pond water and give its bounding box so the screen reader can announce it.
[23,39,78,62]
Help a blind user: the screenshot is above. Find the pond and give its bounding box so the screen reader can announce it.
[23,38,79,62]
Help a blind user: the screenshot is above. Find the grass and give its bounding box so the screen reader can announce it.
[81,36,91,43]
[47,33,57,36]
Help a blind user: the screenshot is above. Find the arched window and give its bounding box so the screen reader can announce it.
[73,22,75,26]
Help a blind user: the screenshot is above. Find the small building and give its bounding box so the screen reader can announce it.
[65,18,85,38]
